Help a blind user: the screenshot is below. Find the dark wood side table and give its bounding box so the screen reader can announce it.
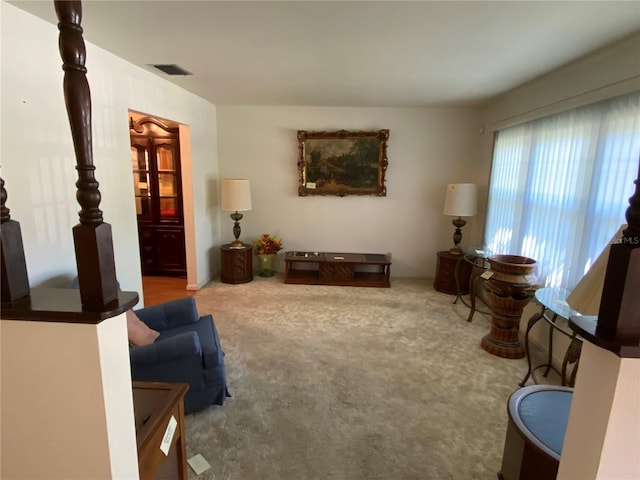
[220,243,253,284]
[133,381,189,480]
[434,250,471,295]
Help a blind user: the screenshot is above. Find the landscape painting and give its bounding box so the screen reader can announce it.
[297,129,389,196]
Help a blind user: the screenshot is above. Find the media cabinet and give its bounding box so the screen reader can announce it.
[284,252,391,287]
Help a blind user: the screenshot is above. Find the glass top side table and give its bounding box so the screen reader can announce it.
[519,287,583,387]
[453,245,492,322]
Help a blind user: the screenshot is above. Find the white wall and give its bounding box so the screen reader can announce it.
[1,314,138,479]
[558,343,640,479]
[482,31,640,131]
[1,3,220,302]
[217,106,486,278]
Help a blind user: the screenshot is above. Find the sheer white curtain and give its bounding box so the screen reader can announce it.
[485,91,640,290]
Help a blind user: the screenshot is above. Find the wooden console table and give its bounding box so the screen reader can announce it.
[133,381,189,480]
[284,252,391,287]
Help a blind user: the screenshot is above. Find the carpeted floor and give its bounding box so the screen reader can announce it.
[185,276,534,479]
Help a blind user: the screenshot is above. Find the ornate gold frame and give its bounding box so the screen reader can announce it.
[297,129,389,197]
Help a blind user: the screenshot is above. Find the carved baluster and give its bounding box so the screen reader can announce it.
[55,0,117,308]
[0,177,30,301]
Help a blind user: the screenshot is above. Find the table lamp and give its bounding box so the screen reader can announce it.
[443,183,477,254]
[221,178,252,249]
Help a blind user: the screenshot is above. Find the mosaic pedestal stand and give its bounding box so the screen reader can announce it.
[481,255,539,359]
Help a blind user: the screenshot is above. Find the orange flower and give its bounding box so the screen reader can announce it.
[254,233,283,255]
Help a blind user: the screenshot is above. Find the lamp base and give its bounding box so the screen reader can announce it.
[229,239,245,249]
[451,217,466,253]
[229,211,245,249]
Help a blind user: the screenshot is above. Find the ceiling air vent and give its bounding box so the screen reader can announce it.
[151,64,192,76]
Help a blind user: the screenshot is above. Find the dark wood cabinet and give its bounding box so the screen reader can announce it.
[131,117,186,276]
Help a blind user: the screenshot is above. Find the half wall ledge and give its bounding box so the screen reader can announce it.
[1,288,138,324]
[570,314,640,359]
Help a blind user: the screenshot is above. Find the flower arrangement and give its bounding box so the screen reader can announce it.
[254,233,283,255]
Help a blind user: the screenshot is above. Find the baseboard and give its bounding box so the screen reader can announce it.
[187,277,210,291]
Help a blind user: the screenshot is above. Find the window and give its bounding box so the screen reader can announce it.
[485,91,640,290]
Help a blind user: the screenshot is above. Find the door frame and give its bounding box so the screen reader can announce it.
[129,110,196,289]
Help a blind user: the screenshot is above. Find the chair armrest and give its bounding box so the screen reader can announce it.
[129,331,201,365]
[134,297,199,331]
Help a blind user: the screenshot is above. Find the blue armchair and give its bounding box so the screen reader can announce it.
[129,297,230,413]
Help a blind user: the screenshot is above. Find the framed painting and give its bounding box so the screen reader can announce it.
[297,129,389,197]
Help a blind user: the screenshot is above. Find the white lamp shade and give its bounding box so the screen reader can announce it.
[443,183,477,217]
[221,178,252,211]
[566,224,626,315]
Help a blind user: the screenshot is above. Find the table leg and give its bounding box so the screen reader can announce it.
[543,313,558,378]
[466,274,479,322]
[561,335,582,387]
[453,255,464,305]
[453,292,461,305]
[519,309,545,387]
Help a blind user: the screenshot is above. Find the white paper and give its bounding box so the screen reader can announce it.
[480,271,494,280]
[306,182,316,189]
[188,454,212,475]
[159,415,177,456]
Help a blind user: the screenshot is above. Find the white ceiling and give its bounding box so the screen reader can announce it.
[10,0,640,107]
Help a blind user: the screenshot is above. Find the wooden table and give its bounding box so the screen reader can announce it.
[220,243,253,284]
[133,381,189,480]
[284,252,391,287]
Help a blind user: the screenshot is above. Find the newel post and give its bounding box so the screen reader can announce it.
[596,159,640,340]
[0,177,30,301]
[560,160,640,479]
[55,0,118,308]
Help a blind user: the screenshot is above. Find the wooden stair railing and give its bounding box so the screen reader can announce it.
[0,177,30,302]
[56,0,119,308]
[0,0,137,321]
[571,159,640,357]
[597,160,640,334]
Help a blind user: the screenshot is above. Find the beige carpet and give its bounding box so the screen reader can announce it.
[185,276,532,480]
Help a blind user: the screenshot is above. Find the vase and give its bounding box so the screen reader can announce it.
[257,254,276,277]
[481,254,539,359]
